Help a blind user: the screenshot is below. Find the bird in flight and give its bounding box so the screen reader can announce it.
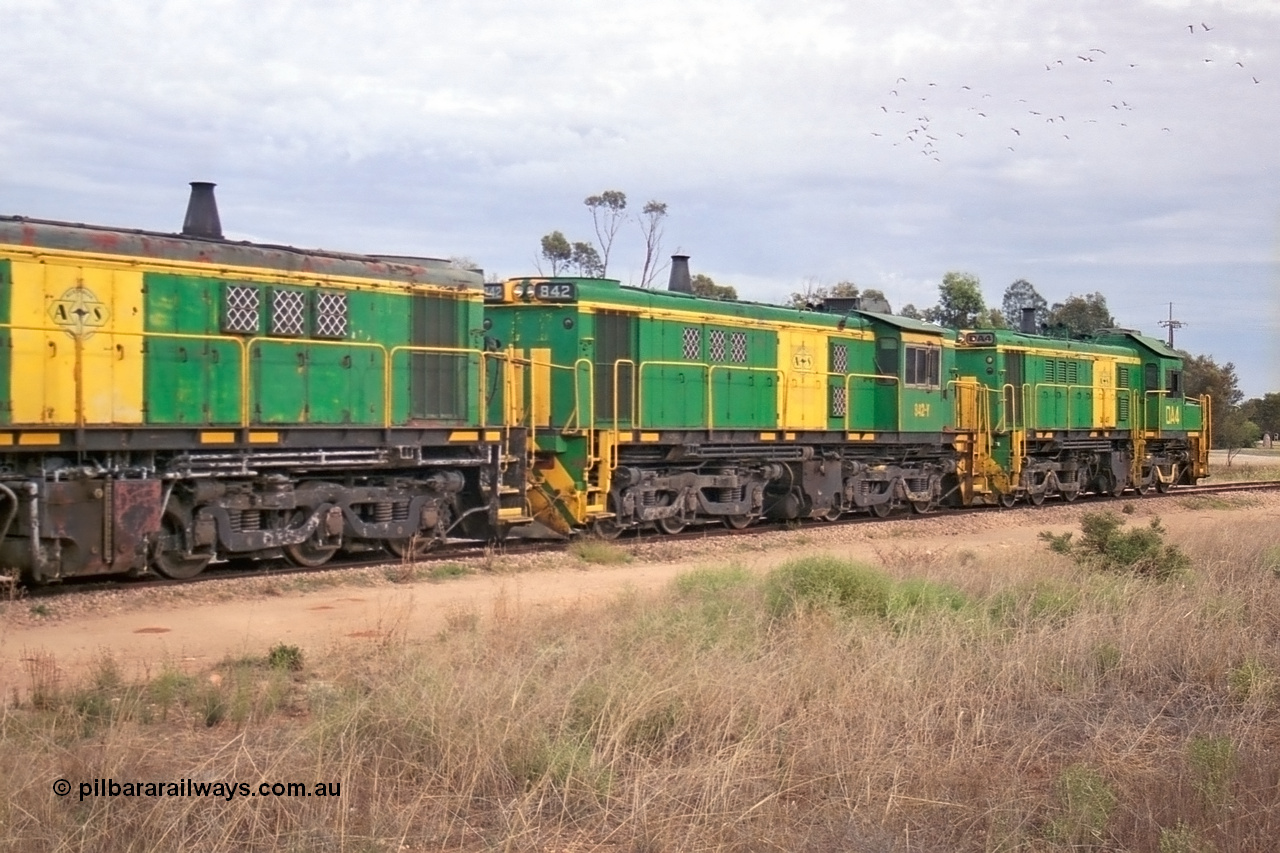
[897,77,907,83]
[1090,48,1106,54]
[1234,62,1244,68]
[1254,76,1261,83]
[1011,127,1021,135]
[1202,22,1213,31]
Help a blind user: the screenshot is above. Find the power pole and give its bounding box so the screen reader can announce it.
[1159,302,1185,348]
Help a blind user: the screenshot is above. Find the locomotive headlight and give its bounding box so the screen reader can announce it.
[512,283,526,298]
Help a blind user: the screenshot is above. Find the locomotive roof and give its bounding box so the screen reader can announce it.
[958,326,1170,359]
[0,215,483,290]
[511,276,966,336]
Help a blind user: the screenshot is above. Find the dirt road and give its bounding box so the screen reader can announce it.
[3,486,1275,700]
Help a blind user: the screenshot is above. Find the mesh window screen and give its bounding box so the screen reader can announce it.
[314,291,349,339]
[682,327,701,361]
[271,290,307,336]
[223,284,260,334]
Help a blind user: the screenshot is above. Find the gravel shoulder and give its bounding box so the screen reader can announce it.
[3,487,1277,700]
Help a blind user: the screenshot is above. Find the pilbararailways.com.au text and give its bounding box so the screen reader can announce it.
[53,778,341,802]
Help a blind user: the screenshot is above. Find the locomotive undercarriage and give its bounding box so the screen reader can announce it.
[1,444,509,583]
[595,442,952,535]
[1008,438,1195,506]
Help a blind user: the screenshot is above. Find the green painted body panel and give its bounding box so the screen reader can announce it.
[0,259,10,424]
[144,273,245,424]
[145,272,483,427]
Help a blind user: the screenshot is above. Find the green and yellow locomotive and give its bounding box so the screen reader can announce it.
[484,257,961,536]
[0,188,1213,582]
[953,320,1208,505]
[0,184,523,582]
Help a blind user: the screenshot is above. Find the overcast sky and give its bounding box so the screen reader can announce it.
[3,0,1277,395]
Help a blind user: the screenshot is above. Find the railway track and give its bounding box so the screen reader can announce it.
[16,478,1280,600]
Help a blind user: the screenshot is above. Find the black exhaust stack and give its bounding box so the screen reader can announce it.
[668,254,692,293]
[182,181,223,239]
[1020,307,1037,334]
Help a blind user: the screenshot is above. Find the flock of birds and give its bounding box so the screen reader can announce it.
[870,21,1263,163]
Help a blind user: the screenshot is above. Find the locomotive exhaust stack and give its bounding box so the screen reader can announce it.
[181,181,223,239]
[1020,306,1037,334]
[668,254,693,293]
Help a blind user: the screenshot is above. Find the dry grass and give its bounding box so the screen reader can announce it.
[3,515,1279,851]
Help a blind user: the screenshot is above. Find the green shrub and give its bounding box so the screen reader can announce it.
[1046,763,1116,846]
[1039,511,1191,578]
[1188,735,1236,812]
[267,644,304,672]
[569,537,632,565]
[763,556,893,618]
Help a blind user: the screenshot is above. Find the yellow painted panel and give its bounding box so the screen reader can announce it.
[10,261,75,424]
[18,432,61,445]
[449,430,480,442]
[200,431,237,444]
[0,434,10,446]
[505,357,526,426]
[249,431,279,444]
[529,347,551,427]
[639,432,661,442]
[777,328,826,429]
[8,260,144,425]
[759,432,777,441]
[484,430,502,442]
[78,265,144,424]
[1094,357,1116,428]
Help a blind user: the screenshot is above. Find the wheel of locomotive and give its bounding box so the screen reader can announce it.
[998,492,1017,508]
[386,535,434,560]
[1133,477,1151,497]
[819,503,843,522]
[387,504,450,560]
[656,514,687,535]
[723,514,754,530]
[153,508,212,580]
[910,500,933,515]
[283,508,340,568]
[1155,465,1177,493]
[1028,489,1046,507]
[1062,481,1080,503]
[870,500,892,518]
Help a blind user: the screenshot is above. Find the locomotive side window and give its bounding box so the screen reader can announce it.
[222,283,261,334]
[1145,363,1159,391]
[905,345,940,388]
[1166,369,1183,398]
[875,337,898,383]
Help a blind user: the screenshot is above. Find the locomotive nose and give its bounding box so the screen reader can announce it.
[181,181,223,239]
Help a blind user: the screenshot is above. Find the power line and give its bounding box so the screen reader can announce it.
[1158,302,1185,347]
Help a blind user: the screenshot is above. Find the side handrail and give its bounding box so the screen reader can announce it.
[386,343,486,429]
[707,365,785,430]
[837,372,901,432]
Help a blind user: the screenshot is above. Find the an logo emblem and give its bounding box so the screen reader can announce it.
[792,345,813,373]
[49,284,109,338]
